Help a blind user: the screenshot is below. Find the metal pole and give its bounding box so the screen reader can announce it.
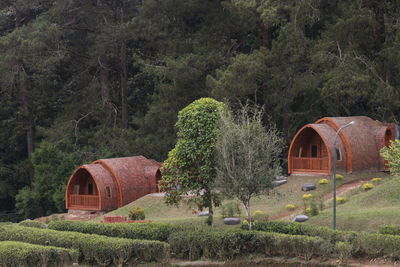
[332,121,354,230]
[332,133,338,230]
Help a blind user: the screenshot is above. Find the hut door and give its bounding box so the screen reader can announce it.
[311,144,319,157]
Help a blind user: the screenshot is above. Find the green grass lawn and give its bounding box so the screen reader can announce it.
[93,172,384,225]
[306,175,400,232]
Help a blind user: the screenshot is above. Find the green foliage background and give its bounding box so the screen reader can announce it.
[0,0,399,218]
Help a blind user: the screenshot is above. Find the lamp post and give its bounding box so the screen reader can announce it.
[332,121,354,230]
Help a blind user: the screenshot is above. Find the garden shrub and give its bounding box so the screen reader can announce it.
[286,204,296,211]
[0,241,78,267]
[49,220,181,242]
[336,197,347,204]
[19,219,47,229]
[361,183,374,191]
[252,210,268,222]
[335,174,344,180]
[371,177,382,183]
[128,207,145,220]
[221,202,241,218]
[0,224,169,265]
[319,179,329,185]
[168,228,332,260]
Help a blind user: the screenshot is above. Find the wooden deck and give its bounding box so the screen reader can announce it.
[68,194,99,210]
[291,157,329,174]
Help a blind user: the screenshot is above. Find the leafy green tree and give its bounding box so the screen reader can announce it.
[381,140,400,176]
[160,98,225,223]
[215,103,284,229]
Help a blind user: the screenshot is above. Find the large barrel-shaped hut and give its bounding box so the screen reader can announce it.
[66,156,162,212]
[288,116,397,175]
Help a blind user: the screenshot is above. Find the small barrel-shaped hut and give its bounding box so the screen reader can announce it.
[66,156,162,211]
[288,116,396,175]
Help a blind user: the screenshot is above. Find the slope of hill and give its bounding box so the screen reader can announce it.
[93,173,385,225]
[307,176,400,232]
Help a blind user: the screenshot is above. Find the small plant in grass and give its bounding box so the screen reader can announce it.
[310,200,319,216]
[128,207,145,220]
[371,177,382,184]
[304,208,312,215]
[335,174,344,180]
[361,183,374,191]
[336,197,347,204]
[319,178,329,185]
[252,210,268,222]
[286,204,296,211]
[303,193,313,200]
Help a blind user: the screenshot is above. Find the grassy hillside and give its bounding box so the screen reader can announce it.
[93,172,383,225]
[307,176,400,232]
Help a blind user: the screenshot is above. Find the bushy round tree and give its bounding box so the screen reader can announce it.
[160,98,225,222]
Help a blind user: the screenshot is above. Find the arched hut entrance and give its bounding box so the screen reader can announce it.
[288,126,331,175]
[66,168,100,210]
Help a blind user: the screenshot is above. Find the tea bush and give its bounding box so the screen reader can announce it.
[19,219,47,229]
[379,225,400,235]
[0,241,78,267]
[0,224,169,265]
[128,207,145,220]
[168,228,332,260]
[49,220,181,241]
[248,221,400,261]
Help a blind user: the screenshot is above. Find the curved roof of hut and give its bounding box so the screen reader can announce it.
[316,116,392,172]
[93,156,162,206]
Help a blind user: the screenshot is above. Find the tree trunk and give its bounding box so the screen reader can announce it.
[15,3,34,182]
[99,57,112,127]
[242,200,251,230]
[120,6,128,129]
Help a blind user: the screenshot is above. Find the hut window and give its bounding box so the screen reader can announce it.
[311,145,318,157]
[73,185,79,194]
[336,148,342,161]
[106,186,111,198]
[88,183,93,195]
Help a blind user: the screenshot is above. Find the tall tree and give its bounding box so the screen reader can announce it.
[160,98,225,224]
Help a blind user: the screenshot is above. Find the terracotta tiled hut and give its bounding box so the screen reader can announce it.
[66,156,162,212]
[288,116,397,175]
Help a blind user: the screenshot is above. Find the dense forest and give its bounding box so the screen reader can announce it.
[0,0,399,218]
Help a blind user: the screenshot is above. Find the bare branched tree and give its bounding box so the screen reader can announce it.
[216,103,284,229]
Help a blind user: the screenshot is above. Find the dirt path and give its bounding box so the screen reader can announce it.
[270,179,367,221]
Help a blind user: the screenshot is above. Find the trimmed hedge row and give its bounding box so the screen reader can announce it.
[0,224,169,265]
[168,228,333,260]
[0,241,78,267]
[379,225,400,235]
[248,221,400,260]
[48,220,181,241]
[19,219,47,229]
